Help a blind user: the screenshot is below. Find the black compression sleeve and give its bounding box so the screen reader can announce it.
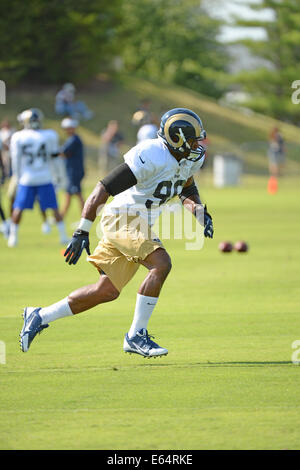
[100,163,137,196]
[179,182,199,202]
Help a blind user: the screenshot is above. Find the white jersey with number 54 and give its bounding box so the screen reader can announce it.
[10,128,59,186]
[105,137,205,224]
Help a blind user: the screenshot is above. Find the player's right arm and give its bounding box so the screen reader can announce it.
[64,163,137,265]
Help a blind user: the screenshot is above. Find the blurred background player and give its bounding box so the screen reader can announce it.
[59,118,85,219]
[267,127,285,178]
[135,97,152,115]
[0,119,17,227]
[99,119,124,173]
[55,83,93,121]
[0,142,10,238]
[0,119,15,179]
[8,108,69,247]
[7,113,47,234]
[136,114,159,144]
[132,109,159,144]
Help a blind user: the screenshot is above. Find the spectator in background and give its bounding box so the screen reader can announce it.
[60,118,85,219]
[131,98,153,130]
[132,110,159,144]
[132,109,151,128]
[0,119,15,178]
[136,97,152,115]
[136,113,159,144]
[4,116,30,221]
[55,83,94,121]
[99,120,124,172]
[267,127,285,177]
[0,143,10,238]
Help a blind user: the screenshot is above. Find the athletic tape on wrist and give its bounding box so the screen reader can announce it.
[77,218,93,232]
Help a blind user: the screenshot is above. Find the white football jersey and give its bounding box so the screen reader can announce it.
[10,128,59,186]
[136,124,158,143]
[105,137,205,224]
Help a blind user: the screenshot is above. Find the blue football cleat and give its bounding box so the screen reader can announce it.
[123,328,168,358]
[19,307,49,352]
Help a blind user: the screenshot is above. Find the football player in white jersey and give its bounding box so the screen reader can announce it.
[19,108,214,357]
[137,122,159,143]
[133,109,159,144]
[8,108,69,247]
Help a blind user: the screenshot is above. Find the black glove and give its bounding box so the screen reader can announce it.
[204,204,214,238]
[64,230,91,265]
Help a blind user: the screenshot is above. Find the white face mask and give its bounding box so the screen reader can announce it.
[186,145,206,163]
[178,128,206,162]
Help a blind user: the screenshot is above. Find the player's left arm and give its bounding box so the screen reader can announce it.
[64,163,138,265]
[179,177,214,239]
[59,137,78,159]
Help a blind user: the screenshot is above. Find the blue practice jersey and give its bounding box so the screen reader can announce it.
[61,134,84,180]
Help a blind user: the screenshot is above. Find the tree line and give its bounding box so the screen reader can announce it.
[0,0,299,123]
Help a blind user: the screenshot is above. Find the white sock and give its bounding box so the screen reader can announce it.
[2,219,10,237]
[56,220,68,239]
[10,222,19,236]
[8,223,19,245]
[128,294,158,339]
[39,297,73,325]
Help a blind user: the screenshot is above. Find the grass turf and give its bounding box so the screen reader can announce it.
[0,172,300,450]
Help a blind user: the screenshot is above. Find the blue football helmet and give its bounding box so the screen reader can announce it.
[158,108,206,161]
[17,108,44,129]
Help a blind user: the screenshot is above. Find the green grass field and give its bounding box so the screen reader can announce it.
[1,171,300,450]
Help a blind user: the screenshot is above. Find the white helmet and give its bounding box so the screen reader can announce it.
[17,108,44,129]
[61,117,78,129]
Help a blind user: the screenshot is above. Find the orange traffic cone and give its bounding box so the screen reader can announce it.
[268,176,278,194]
